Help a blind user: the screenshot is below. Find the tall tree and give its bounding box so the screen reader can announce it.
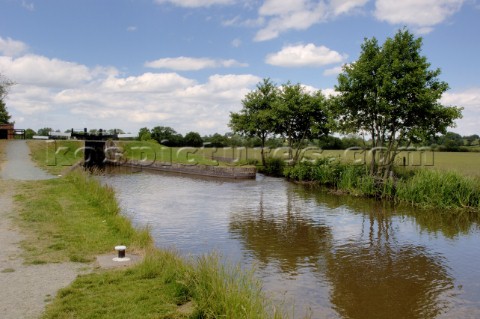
[138,127,152,141]
[0,100,11,124]
[184,131,203,147]
[151,126,184,146]
[333,28,462,179]
[229,78,278,166]
[0,74,14,124]
[273,83,329,163]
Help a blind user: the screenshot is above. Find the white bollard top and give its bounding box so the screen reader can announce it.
[115,245,127,251]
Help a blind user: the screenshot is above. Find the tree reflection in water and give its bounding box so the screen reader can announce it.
[229,190,332,274]
[231,184,459,319]
[299,188,459,319]
[326,214,454,319]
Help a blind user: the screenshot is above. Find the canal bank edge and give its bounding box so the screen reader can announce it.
[118,159,257,179]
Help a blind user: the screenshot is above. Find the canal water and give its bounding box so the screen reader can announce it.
[100,170,480,319]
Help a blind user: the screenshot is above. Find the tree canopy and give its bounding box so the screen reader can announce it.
[0,74,14,124]
[273,83,329,162]
[230,78,330,164]
[229,78,278,165]
[333,28,462,178]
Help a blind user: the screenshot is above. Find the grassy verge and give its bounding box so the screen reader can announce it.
[17,142,283,318]
[118,140,257,167]
[15,171,152,264]
[395,169,480,210]
[283,159,480,211]
[27,140,84,175]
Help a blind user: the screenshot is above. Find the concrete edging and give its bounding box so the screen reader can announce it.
[114,160,257,179]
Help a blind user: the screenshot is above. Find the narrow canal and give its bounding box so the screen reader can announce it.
[100,170,480,319]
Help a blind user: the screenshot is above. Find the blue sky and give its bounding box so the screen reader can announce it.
[0,0,479,136]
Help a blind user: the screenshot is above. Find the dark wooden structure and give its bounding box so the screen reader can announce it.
[71,128,118,169]
[0,123,14,139]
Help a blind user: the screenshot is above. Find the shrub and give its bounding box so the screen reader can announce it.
[396,169,480,209]
[259,157,286,177]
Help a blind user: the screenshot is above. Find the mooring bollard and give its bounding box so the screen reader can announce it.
[115,245,126,259]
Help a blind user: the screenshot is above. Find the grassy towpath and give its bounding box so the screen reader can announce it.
[0,141,88,318]
[1,140,285,319]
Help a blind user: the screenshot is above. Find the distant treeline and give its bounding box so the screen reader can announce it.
[27,126,479,152]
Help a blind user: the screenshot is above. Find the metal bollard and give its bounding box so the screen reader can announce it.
[115,245,126,259]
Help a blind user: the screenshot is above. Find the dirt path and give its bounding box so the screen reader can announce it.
[0,141,88,318]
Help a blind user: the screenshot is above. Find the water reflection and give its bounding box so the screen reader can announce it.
[230,190,332,274]
[231,184,457,318]
[325,210,454,319]
[100,170,480,319]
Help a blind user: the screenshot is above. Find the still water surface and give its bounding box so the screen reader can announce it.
[101,170,480,319]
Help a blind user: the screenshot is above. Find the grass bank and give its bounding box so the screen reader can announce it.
[27,140,84,175]
[282,159,480,211]
[17,142,284,318]
[15,172,151,264]
[16,172,283,319]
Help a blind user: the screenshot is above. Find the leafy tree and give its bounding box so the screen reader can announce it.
[0,100,11,124]
[273,83,329,162]
[151,126,183,146]
[317,135,344,150]
[138,127,152,141]
[0,74,14,124]
[25,128,36,139]
[37,127,53,136]
[229,78,278,166]
[107,128,125,135]
[333,28,462,179]
[184,131,203,147]
[341,135,367,149]
[463,134,480,146]
[203,133,228,148]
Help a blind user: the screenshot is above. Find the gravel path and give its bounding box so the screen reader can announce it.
[0,141,88,319]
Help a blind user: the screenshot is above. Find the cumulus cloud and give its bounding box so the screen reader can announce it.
[154,0,235,8]
[0,37,29,57]
[323,65,344,76]
[266,43,346,67]
[0,55,97,87]
[2,49,260,134]
[101,73,196,92]
[330,0,369,15]
[374,0,465,34]
[254,0,368,41]
[255,0,327,41]
[145,56,248,71]
[441,88,480,135]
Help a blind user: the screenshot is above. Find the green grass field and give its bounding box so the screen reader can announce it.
[25,139,479,176]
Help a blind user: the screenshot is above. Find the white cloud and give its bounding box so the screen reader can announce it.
[145,56,248,71]
[330,0,369,16]
[321,88,339,97]
[154,0,235,8]
[126,26,138,32]
[323,65,343,76]
[2,49,260,134]
[266,43,346,67]
[374,0,465,34]
[0,37,29,57]
[101,73,195,92]
[231,38,242,47]
[21,1,34,11]
[0,55,97,87]
[255,1,327,41]
[441,88,480,135]
[253,0,369,42]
